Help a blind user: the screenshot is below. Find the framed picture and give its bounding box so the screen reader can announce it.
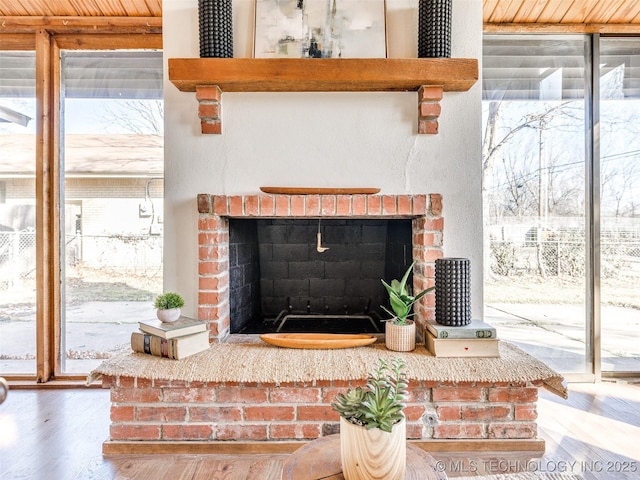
[254,0,387,59]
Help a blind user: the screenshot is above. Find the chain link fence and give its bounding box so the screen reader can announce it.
[0,231,162,292]
[0,229,36,290]
[65,232,163,277]
[490,233,640,279]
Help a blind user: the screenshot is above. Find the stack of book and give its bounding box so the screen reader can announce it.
[424,319,499,357]
[131,316,209,360]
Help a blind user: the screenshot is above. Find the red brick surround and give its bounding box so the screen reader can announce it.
[196,193,444,341]
[105,374,539,443]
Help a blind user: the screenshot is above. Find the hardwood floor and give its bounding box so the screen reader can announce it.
[0,381,638,479]
[432,380,640,480]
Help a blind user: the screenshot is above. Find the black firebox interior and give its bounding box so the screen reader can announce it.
[229,218,413,334]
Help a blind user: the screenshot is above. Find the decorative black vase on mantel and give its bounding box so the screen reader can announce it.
[418,0,452,58]
[198,0,233,58]
[435,257,471,326]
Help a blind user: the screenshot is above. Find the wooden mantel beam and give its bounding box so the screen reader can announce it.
[170,58,479,135]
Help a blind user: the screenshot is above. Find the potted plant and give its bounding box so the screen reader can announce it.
[332,358,408,480]
[381,261,434,351]
[153,291,185,323]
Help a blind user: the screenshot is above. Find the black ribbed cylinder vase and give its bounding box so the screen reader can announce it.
[198,0,233,58]
[435,257,471,326]
[418,0,452,58]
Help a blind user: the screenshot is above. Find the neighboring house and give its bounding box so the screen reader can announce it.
[0,133,163,281]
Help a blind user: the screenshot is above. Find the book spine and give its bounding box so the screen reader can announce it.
[426,324,496,339]
[132,332,178,359]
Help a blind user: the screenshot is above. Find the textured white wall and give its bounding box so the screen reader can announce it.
[162,0,484,319]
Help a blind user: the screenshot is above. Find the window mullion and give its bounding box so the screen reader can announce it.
[34,29,60,382]
[585,34,601,380]
[51,38,63,377]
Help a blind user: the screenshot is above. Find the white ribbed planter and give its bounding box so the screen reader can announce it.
[339,417,406,480]
[156,308,181,323]
[385,320,416,352]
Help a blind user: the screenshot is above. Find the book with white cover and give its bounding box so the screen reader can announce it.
[138,316,207,339]
[425,330,500,358]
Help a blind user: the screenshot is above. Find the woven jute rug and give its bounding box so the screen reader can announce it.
[87,341,567,398]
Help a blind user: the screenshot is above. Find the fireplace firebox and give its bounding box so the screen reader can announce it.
[228,218,413,334]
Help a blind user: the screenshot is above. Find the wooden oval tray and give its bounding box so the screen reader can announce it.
[260,187,380,195]
[259,333,377,349]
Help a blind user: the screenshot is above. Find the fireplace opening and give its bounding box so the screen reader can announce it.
[229,218,413,334]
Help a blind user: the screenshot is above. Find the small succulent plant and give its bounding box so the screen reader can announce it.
[381,261,434,326]
[332,358,408,433]
[153,292,185,310]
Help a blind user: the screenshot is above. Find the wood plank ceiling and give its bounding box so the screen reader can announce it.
[0,0,638,26]
[0,0,638,39]
[484,0,640,25]
[0,0,161,17]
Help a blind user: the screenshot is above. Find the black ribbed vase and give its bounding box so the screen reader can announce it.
[435,257,471,326]
[418,0,452,58]
[198,0,233,58]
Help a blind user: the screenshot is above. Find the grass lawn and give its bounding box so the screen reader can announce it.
[485,274,640,310]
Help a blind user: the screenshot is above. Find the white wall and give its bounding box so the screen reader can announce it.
[162,0,484,319]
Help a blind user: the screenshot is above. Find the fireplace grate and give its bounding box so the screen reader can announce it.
[275,313,380,333]
[270,296,381,333]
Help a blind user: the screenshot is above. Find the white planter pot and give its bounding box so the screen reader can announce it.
[385,320,416,352]
[339,416,406,480]
[156,308,181,323]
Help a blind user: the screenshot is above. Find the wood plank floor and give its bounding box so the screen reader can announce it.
[0,381,638,480]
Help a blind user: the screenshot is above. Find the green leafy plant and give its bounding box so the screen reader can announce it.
[381,261,434,325]
[332,358,408,433]
[153,292,185,310]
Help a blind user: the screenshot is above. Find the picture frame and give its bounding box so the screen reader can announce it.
[253,0,387,59]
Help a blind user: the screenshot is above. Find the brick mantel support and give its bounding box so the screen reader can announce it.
[196,86,222,134]
[418,86,443,135]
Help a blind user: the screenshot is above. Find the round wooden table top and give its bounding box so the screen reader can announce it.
[281,434,448,480]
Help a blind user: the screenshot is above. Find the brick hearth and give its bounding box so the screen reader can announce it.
[104,374,540,444]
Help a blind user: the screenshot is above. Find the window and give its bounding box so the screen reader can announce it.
[60,50,163,373]
[483,34,640,377]
[599,37,640,374]
[0,51,37,374]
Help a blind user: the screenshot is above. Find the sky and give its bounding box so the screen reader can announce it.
[0,98,162,135]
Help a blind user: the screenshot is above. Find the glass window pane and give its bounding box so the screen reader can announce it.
[482,35,590,374]
[0,51,37,374]
[600,37,640,373]
[60,50,163,374]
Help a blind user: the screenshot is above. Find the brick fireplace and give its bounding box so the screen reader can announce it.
[100,192,546,453]
[196,192,445,340]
